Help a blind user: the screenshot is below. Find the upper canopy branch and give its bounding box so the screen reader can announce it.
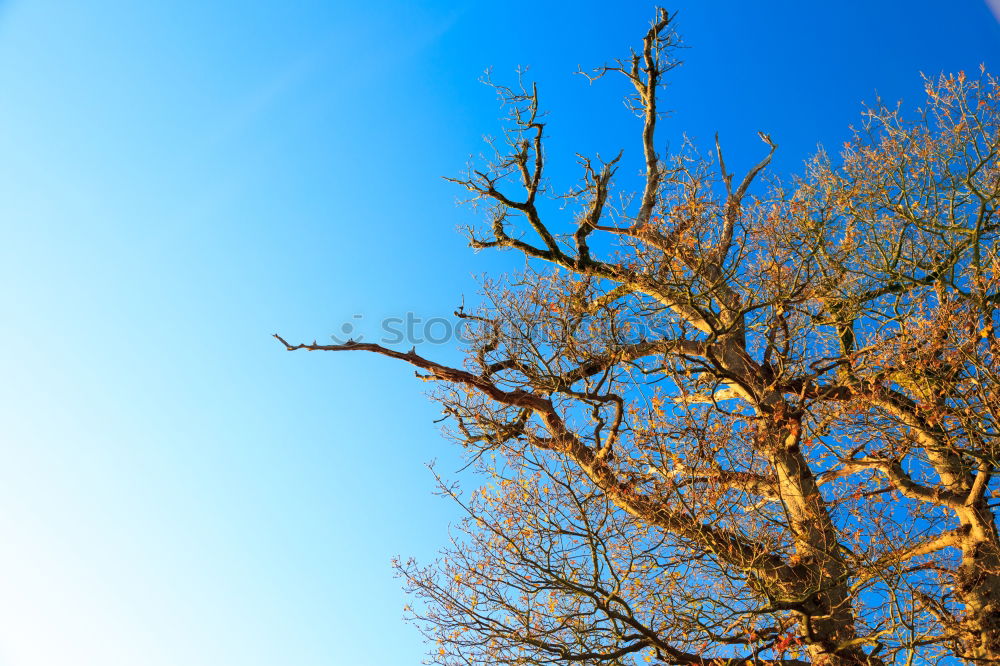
[713,131,777,267]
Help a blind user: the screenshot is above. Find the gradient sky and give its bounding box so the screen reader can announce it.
[1,2,999,665]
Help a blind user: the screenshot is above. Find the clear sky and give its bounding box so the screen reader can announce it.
[0,2,998,665]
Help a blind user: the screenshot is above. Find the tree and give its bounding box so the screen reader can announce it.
[276,9,1000,665]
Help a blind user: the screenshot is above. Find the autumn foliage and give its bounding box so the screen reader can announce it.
[278,9,1000,665]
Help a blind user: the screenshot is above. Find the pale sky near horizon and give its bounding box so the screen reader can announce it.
[1,2,998,665]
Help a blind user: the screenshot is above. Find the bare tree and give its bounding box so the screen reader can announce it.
[277,9,1000,665]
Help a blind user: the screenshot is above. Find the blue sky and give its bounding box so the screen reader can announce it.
[0,2,998,665]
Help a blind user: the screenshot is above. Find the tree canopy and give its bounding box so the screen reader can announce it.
[277,9,1000,665]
